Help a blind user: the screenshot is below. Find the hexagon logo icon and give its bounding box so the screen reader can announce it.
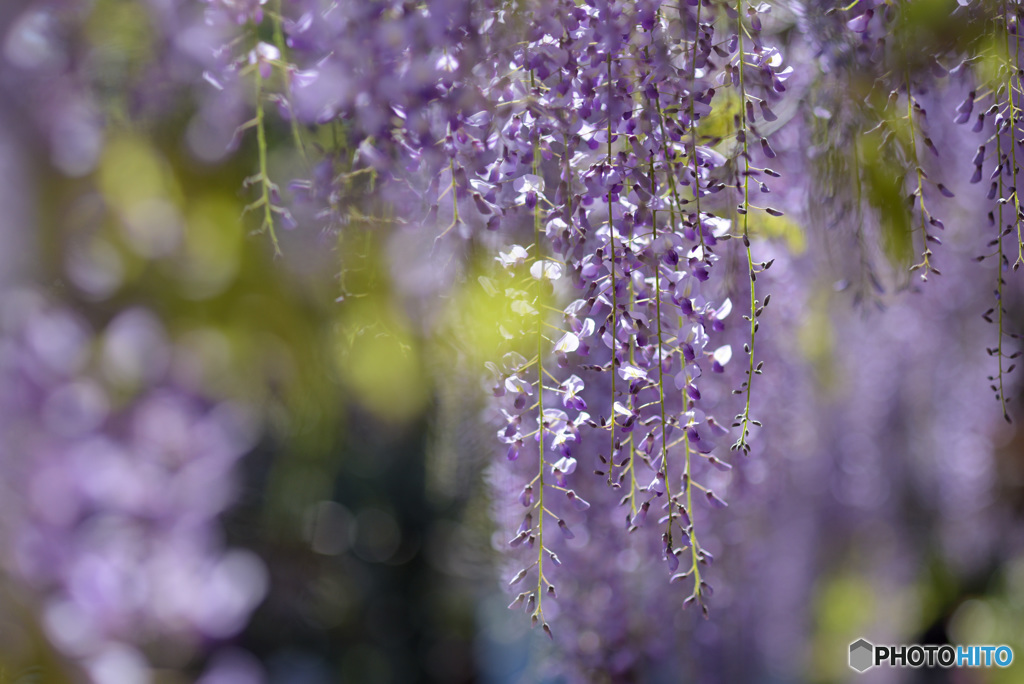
[849,638,874,673]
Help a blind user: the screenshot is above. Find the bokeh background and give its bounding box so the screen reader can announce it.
[0,1,1023,683]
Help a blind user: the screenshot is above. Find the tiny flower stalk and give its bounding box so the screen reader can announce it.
[270,0,307,166]
[904,73,938,280]
[649,158,674,552]
[249,45,282,255]
[973,5,1024,419]
[626,281,639,509]
[1000,3,1022,420]
[530,66,552,635]
[436,158,461,239]
[682,424,704,611]
[995,132,1012,423]
[732,0,759,456]
[686,0,707,256]
[673,312,706,611]
[1000,3,1024,267]
[240,29,297,255]
[607,51,619,488]
[651,84,698,256]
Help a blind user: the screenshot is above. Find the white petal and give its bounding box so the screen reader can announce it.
[613,402,633,417]
[714,298,732,320]
[553,457,577,475]
[555,332,580,353]
[478,276,498,296]
[497,244,529,268]
[513,174,544,193]
[713,345,733,366]
[255,42,280,61]
[618,364,646,380]
[511,300,537,316]
[530,260,563,280]
[435,53,458,72]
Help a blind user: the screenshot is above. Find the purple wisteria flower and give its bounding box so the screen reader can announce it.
[0,291,265,681]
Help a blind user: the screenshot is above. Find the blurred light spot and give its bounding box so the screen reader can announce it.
[745,458,767,485]
[186,113,237,165]
[26,308,91,376]
[83,0,154,75]
[87,643,151,684]
[131,392,196,464]
[208,401,260,455]
[30,462,80,527]
[335,300,428,422]
[354,508,400,563]
[198,550,269,638]
[4,8,66,71]
[71,438,137,512]
[617,548,639,573]
[950,598,997,645]
[66,237,124,299]
[122,197,182,259]
[590,585,612,609]
[1006,554,1024,601]
[98,136,170,209]
[101,308,169,387]
[304,501,355,556]
[706,467,733,492]
[180,196,242,299]
[578,631,600,654]
[43,380,109,437]
[43,599,98,657]
[815,573,876,652]
[441,262,531,365]
[51,98,103,177]
[172,328,234,394]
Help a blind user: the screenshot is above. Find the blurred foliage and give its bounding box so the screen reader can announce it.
[749,209,807,254]
[947,553,1024,683]
[700,89,741,144]
[811,572,877,682]
[796,287,837,391]
[83,0,156,124]
[333,232,430,423]
[889,0,987,71]
[859,133,913,269]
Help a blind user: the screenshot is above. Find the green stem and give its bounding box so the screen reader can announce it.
[607,52,618,487]
[529,67,549,630]
[254,66,282,256]
[271,0,307,165]
[733,0,756,454]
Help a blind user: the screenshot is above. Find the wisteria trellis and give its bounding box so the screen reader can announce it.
[5,0,1024,680]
